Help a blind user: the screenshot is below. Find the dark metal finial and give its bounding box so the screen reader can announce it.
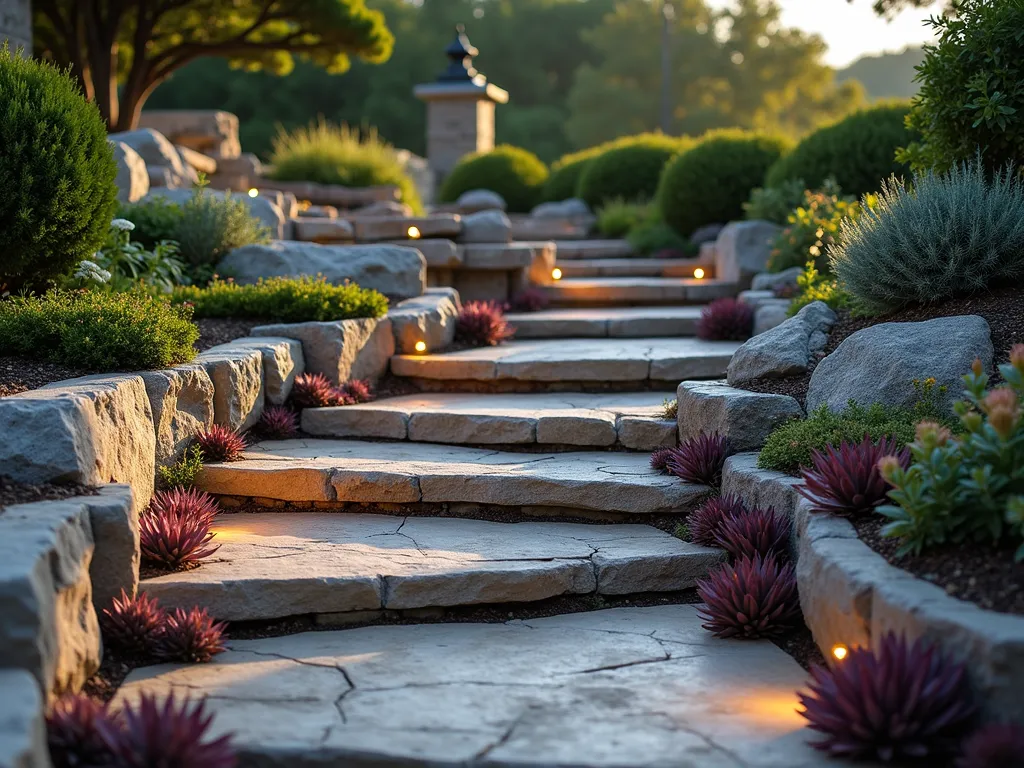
[438,24,481,82]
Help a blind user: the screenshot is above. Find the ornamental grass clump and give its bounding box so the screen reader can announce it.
[687,494,747,547]
[714,506,791,562]
[194,425,246,463]
[696,298,754,341]
[665,432,730,487]
[140,489,220,569]
[157,607,227,663]
[798,435,910,516]
[176,185,271,269]
[799,632,976,762]
[879,348,1024,559]
[456,301,515,347]
[101,589,167,655]
[831,162,1024,314]
[46,694,120,768]
[696,554,801,639]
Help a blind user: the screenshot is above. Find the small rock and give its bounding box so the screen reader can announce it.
[753,300,792,336]
[689,223,724,246]
[458,210,513,244]
[726,301,836,387]
[531,198,591,219]
[456,189,507,213]
[752,266,804,292]
[714,220,783,289]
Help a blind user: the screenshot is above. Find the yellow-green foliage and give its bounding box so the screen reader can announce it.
[542,145,606,202]
[439,145,549,213]
[786,261,852,317]
[596,198,653,238]
[578,133,690,209]
[269,120,423,214]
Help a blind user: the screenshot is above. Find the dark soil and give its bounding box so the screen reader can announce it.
[774,624,827,671]
[742,287,1024,406]
[0,356,90,397]
[139,561,202,580]
[0,475,96,511]
[196,317,256,352]
[854,516,1024,616]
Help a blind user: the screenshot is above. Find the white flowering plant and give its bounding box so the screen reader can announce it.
[82,217,188,292]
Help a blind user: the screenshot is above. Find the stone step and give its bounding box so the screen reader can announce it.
[115,605,820,767]
[198,439,709,514]
[506,306,702,339]
[542,277,736,306]
[557,258,710,279]
[302,392,676,450]
[553,239,636,259]
[140,513,724,621]
[390,337,739,387]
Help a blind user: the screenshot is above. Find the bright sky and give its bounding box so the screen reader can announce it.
[708,0,939,67]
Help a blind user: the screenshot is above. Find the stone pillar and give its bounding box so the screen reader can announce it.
[414,25,508,195]
[0,0,31,55]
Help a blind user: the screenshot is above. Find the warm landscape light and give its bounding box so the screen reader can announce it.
[551,268,563,280]
[832,644,848,661]
[248,188,259,198]
[693,267,706,279]
[407,226,422,239]
[414,340,427,353]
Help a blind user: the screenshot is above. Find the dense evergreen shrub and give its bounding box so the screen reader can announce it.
[0,48,117,290]
[438,145,549,213]
[542,146,603,202]
[171,276,388,322]
[0,290,197,371]
[901,0,1024,174]
[765,104,913,197]
[659,130,791,236]
[577,133,688,209]
[596,199,651,238]
[832,162,1024,314]
[116,198,185,249]
[743,178,807,225]
[269,120,423,213]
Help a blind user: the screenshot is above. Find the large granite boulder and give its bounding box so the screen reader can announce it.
[714,220,782,289]
[138,110,241,158]
[806,315,993,413]
[108,128,197,189]
[727,301,836,387]
[218,241,427,301]
[110,140,150,203]
[142,187,286,239]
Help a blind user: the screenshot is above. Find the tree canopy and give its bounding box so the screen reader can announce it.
[33,0,394,131]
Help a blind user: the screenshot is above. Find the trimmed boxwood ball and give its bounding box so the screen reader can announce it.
[577,133,690,208]
[439,145,548,213]
[542,146,603,202]
[765,104,913,198]
[0,48,118,291]
[658,129,792,237]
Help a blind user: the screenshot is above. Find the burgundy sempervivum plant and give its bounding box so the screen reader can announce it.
[510,287,549,313]
[46,694,120,768]
[714,505,792,561]
[957,723,1024,768]
[140,493,220,569]
[291,372,346,409]
[797,435,910,516]
[100,589,167,655]
[258,405,299,440]
[649,447,675,472]
[340,378,374,404]
[157,607,227,663]
[665,432,730,487]
[150,487,219,524]
[696,554,801,639]
[100,693,237,768]
[799,632,977,762]
[194,425,247,463]
[696,297,754,341]
[456,300,515,347]
[687,494,747,547]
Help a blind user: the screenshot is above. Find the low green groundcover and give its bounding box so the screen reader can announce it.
[171,276,389,323]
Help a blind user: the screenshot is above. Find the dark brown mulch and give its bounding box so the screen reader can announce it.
[372,373,422,400]
[742,287,1024,406]
[774,624,827,672]
[139,561,202,580]
[196,317,256,352]
[0,356,90,397]
[854,516,1024,616]
[0,475,96,512]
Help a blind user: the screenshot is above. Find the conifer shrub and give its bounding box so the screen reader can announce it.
[658,130,792,236]
[439,145,548,213]
[0,47,118,290]
[831,162,1024,314]
[578,133,689,209]
[542,146,604,202]
[765,104,913,198]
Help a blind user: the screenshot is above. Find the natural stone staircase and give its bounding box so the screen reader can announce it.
[506,306,704,338]
[542,276,735,306]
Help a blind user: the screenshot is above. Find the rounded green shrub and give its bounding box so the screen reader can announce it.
[765,104,913,198]
[269,120,423,214]
[0,48,118,291]
[831,162,1024,314]
[658,130,792,236]
[438,145,549,213]
[542,146,603,202]
[577,133,688,209]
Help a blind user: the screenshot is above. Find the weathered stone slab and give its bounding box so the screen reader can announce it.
[553,239,635,260]
[196,344,265,432]
[617,416,677,450]
[389,238,463,268]
[303,406,409,440]
[175,144,217,175]
[252,317,394,386]
[0,499,99,698]
[353,215,461,242]
[714,219,782,289]
[218,241,426,300]
[559,257,706,279]
[115,605,823,767]
[721,452,802,520]
[220,337,304,405]
[0,669,47,768]
[138,110,241,158]
[387,288,460,355]
[0,374,156,509]
[140,513,721,620]
[85,484,139,612]
[806,315,993,413]
[535,411,616,446]
[291,217,354,243]
[408,412,535,444]
[199,439,708,513]
[458,210,512,244]
[727,301,836,387]
[677,380,803,452]
[542,277,734,305]
[461,242,533,269]
[507,306,702,339]
[141,364,215,466]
